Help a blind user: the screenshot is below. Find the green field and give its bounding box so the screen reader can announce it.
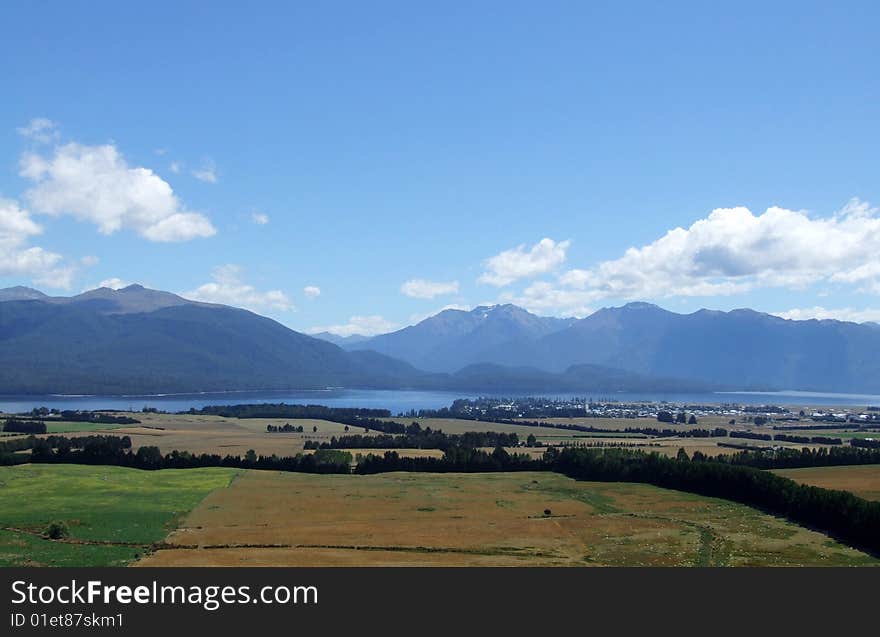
[1,419,131,434]
[0,464,238,566]
[822,431,880,440]
[44,421,134,433]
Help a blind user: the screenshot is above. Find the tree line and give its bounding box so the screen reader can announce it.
[775,434,842,445]
[191,403,391,420]
[266,423,306,432]
[709,445,880,469]
[2,418,47,434]
[22,434,352,473]
[26,408,140,424]
[305,429,519,451]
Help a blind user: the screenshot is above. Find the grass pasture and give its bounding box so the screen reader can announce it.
[43,421,133,434]
[0,464,237,566]
[138,470,877,567]
[40,413,370,457]
[773,465,880,501]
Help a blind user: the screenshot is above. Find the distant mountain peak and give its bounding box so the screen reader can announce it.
[311,331,370,346]
[0,286,48,301]
[619,301,663,311]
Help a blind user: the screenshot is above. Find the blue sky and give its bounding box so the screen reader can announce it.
[2,1,880,334]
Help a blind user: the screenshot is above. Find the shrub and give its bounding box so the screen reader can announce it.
[45,521,69,540]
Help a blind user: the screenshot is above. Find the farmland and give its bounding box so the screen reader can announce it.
[138,470,877,567]
[773,465,880,501]
[3,410,868,461]
[0,464,237,566]
[3,406,880,568]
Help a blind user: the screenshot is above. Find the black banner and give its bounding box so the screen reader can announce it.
[1,568,876,635]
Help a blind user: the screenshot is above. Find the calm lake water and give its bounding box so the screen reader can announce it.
[0,388,878,415]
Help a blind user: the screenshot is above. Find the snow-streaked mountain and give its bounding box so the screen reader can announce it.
[347,304,576,372]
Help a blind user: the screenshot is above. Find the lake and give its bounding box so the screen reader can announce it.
[0,388,878,415]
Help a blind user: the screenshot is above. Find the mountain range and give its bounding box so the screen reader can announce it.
[0,285,429,394]
[2,284,879,395]
[344,304,576,372]
[328,301,880,394]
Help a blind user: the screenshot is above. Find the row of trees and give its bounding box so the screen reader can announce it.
[730,431,773,441]
[24,434,352,473]
[305,430,519,451]
[27,408,140,424]
[2,418,47,434]
[775,434,842,445]
[192,403,391,420]
[266,423,306,433]
[712,445,880,469]
[356,446,538,474]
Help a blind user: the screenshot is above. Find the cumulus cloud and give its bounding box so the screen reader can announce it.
[20,142,216,242]
[0,198,73,289]
[192,158,218,183]
[251,212,270,225]
[17,118,59,143]
[308,315,399,337]
[507,199,880,315]
[400,278,459,299]
[97,277,130,290]
[303,285,321,299]
[184,264,293,312]
[479,238,570,287]
[499,281,595,318]
[773,306,880,324]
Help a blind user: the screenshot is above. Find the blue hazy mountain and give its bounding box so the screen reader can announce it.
[347,304,576,372]
[0,285,432,395]
[311,332,371,346]
[479,302,880,393]
[3,287,878,394]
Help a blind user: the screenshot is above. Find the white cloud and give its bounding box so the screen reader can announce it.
[400,278,459,299]
[0,198,73,289]
[97,277,130,290]
[251,212,270,225]
[303,285,321,299]
[479,238,570,286]
[772,306,880,324]
[308,315,399,337]
[192,158,218,183]
[184,264,293,312]
[21,142,216,242]
[17,118,59,143]
[499,281,595,318]
[33,267,77,290]
[169,161,181,174]
[552,199,880,302]
[80,255,100,266]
